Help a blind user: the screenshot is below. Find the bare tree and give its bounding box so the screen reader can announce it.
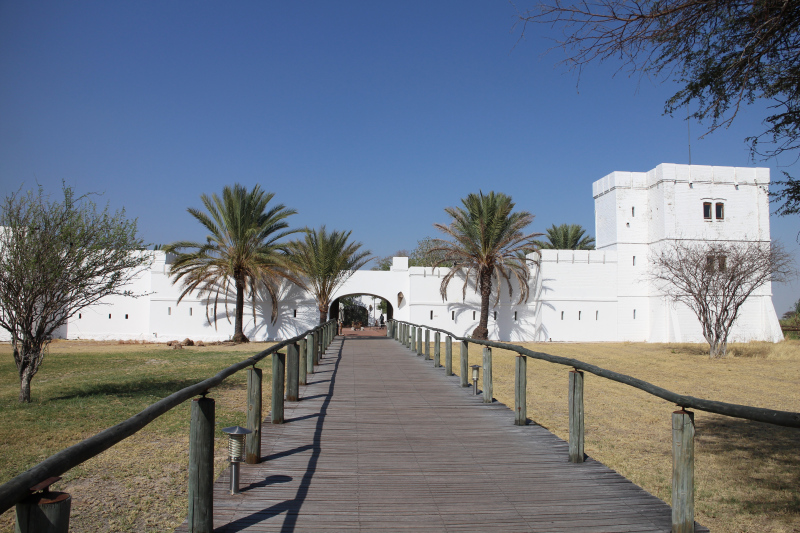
[0,185,151,402]
[650,240,794,357]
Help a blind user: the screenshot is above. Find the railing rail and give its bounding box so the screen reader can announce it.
[0,320,336,517]
[390,320,800,428]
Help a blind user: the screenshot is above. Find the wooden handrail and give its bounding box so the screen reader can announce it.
[0,321,335,514]
[390,320,800,428]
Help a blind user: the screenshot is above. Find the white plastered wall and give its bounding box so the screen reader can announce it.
[1,163,782,344]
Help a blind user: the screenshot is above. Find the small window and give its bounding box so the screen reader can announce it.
[168,307,171,316]
[595,311,599,320]
[108,314,112,319]
[707,255,716,270]
[578,311,581,320]
[633,309,636,319]
[189,308,193,317]
[472,311,476,320]
[715,202,724,220]
[293,309,297,318]
[703,202,712,220]
[561,311,564,320]
[451,311,455,321]
[632,256,636,266]
[514,311,517,321]
[631,206,635,217]
[78,313,81,319]
[493,311,497,320]
[719,255,727,271]
[430,310,434,320]
[125,314,129,320]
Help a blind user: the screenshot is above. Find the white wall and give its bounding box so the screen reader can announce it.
[1,163,781,345]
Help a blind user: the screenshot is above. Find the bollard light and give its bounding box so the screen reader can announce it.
[222,425,252,494]
[471,364,480,395]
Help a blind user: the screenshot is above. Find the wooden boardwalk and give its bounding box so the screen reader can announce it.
[177,336,706,532]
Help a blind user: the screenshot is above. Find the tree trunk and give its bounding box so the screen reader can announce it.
[472,267,492,340]
[233,277,249,343]
[19,363,34,403]
[319,305,328,325]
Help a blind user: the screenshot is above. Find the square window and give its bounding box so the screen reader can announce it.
[125,314,129,319]
[715,202,724,220]
[703,202,712,219]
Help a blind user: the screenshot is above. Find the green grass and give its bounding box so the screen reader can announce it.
[0,341,274,532]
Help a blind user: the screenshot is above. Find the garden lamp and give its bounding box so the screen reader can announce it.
[471,365,480,395]
[222,426,252,494]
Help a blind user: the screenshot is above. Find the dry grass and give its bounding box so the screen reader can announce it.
[0,340,273,533]
[441,338,800,533]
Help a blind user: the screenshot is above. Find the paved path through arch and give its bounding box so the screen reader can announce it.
[181,336,705,532]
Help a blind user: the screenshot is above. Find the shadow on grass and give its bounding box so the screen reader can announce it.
[696,415,800,515]
[48,376,243,402]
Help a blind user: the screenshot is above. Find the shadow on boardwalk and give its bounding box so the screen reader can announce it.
[177,337,706,532]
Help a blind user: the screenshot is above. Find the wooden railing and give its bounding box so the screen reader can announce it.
[387,319,800,533]
[0,320,338,533]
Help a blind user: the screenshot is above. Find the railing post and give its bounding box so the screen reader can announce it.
[316,329,322,364]
[245,367,262,464]
[272,352,285,424]
[515,355,527,426]
[672,409,695,533]
[417,327,423,356]
[411,326,416,352]
[15,485,71,533]
[188,396,214,533]
[386,322,391,337]
[460,341,469,387]
[299,338,307,386]
[482,347,493,403]
[568,370,584,463]
[306,332,315,375]
[433,332,441,367]
[424,329,431,360]
[445,336,453,375]
[405,324,409,347]
[287,343,299,402]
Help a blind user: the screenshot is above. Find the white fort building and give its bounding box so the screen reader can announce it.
[21,163,784,344]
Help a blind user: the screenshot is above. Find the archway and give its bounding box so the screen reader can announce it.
[330,293,393,327]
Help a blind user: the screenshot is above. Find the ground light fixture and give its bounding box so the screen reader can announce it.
[222,425,252,494]
[471,365,480,395]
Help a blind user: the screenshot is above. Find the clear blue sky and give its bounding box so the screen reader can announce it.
[1,1,798,314]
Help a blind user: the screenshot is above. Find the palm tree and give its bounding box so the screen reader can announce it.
[534,224,595,250]
[430,191,540,340]
[165,184,300,343]
[288,226,372,324]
